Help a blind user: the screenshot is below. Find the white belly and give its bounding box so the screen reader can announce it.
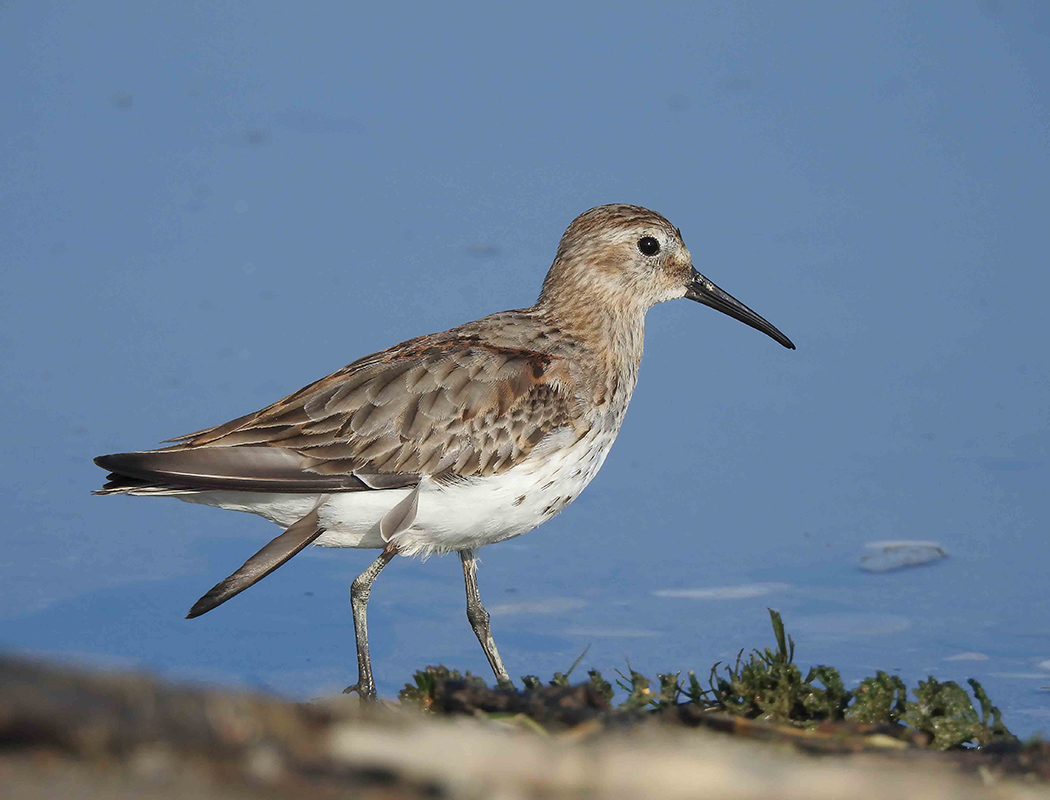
[178,425,619,558]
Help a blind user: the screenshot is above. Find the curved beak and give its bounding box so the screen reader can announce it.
[685,269,795,350]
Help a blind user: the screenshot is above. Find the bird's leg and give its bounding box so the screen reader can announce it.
[344,543,397,699]
[461,549,513,689]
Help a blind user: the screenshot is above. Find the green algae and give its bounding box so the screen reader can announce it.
[698,609,1015,749]
[398,608,1017,750]
[702,610,850,724]
[846,671,908,725]
[901,676,1012,749]
[398,665,486,706]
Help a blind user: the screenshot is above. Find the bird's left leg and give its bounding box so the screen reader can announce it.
[343,542,397,700]
[460,548,513,689]
[345,485,419,699]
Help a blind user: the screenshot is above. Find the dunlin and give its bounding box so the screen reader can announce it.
[95,204,794,697]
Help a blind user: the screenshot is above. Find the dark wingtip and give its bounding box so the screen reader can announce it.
[94,452,149,476]
[94,454,147,494]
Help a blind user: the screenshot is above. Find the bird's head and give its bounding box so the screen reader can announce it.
[539,204,795,350]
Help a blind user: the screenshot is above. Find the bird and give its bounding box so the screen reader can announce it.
[94,204,795,699]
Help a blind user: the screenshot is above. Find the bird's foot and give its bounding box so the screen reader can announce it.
[342,681,377,701]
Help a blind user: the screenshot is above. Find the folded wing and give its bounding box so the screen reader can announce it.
[96,332,578,493]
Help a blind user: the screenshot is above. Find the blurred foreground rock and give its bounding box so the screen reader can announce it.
[1,654,1047,799]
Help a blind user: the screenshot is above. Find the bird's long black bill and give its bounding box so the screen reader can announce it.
[685,270,795,349]
[186,509,324,619]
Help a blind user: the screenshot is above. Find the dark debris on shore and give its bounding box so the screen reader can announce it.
[2,610,1048,798]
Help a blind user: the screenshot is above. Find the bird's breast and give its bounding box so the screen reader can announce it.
[377,420,621,556]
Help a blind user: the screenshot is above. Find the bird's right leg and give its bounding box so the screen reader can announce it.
[344,543,397,699]
[461,548,513,689]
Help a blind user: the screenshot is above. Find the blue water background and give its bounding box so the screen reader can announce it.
[1,2,1048,734]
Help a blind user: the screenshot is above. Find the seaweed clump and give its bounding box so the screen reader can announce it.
[698,609,1015,749]
[398,609,1017,750]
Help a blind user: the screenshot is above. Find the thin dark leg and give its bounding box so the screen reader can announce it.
[344,544,397,699]
[461,549,512,688]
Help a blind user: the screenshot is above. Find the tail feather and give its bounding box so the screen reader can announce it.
[92,448,418,493]
[94,472,202,496]
[186,509,325,618]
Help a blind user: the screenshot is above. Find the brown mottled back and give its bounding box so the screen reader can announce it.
[169,311,585,479]
[107,204,703,489]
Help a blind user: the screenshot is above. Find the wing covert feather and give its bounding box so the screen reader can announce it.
[171,339,578,480]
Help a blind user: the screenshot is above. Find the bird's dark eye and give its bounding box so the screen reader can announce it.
[637,236,661,256]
